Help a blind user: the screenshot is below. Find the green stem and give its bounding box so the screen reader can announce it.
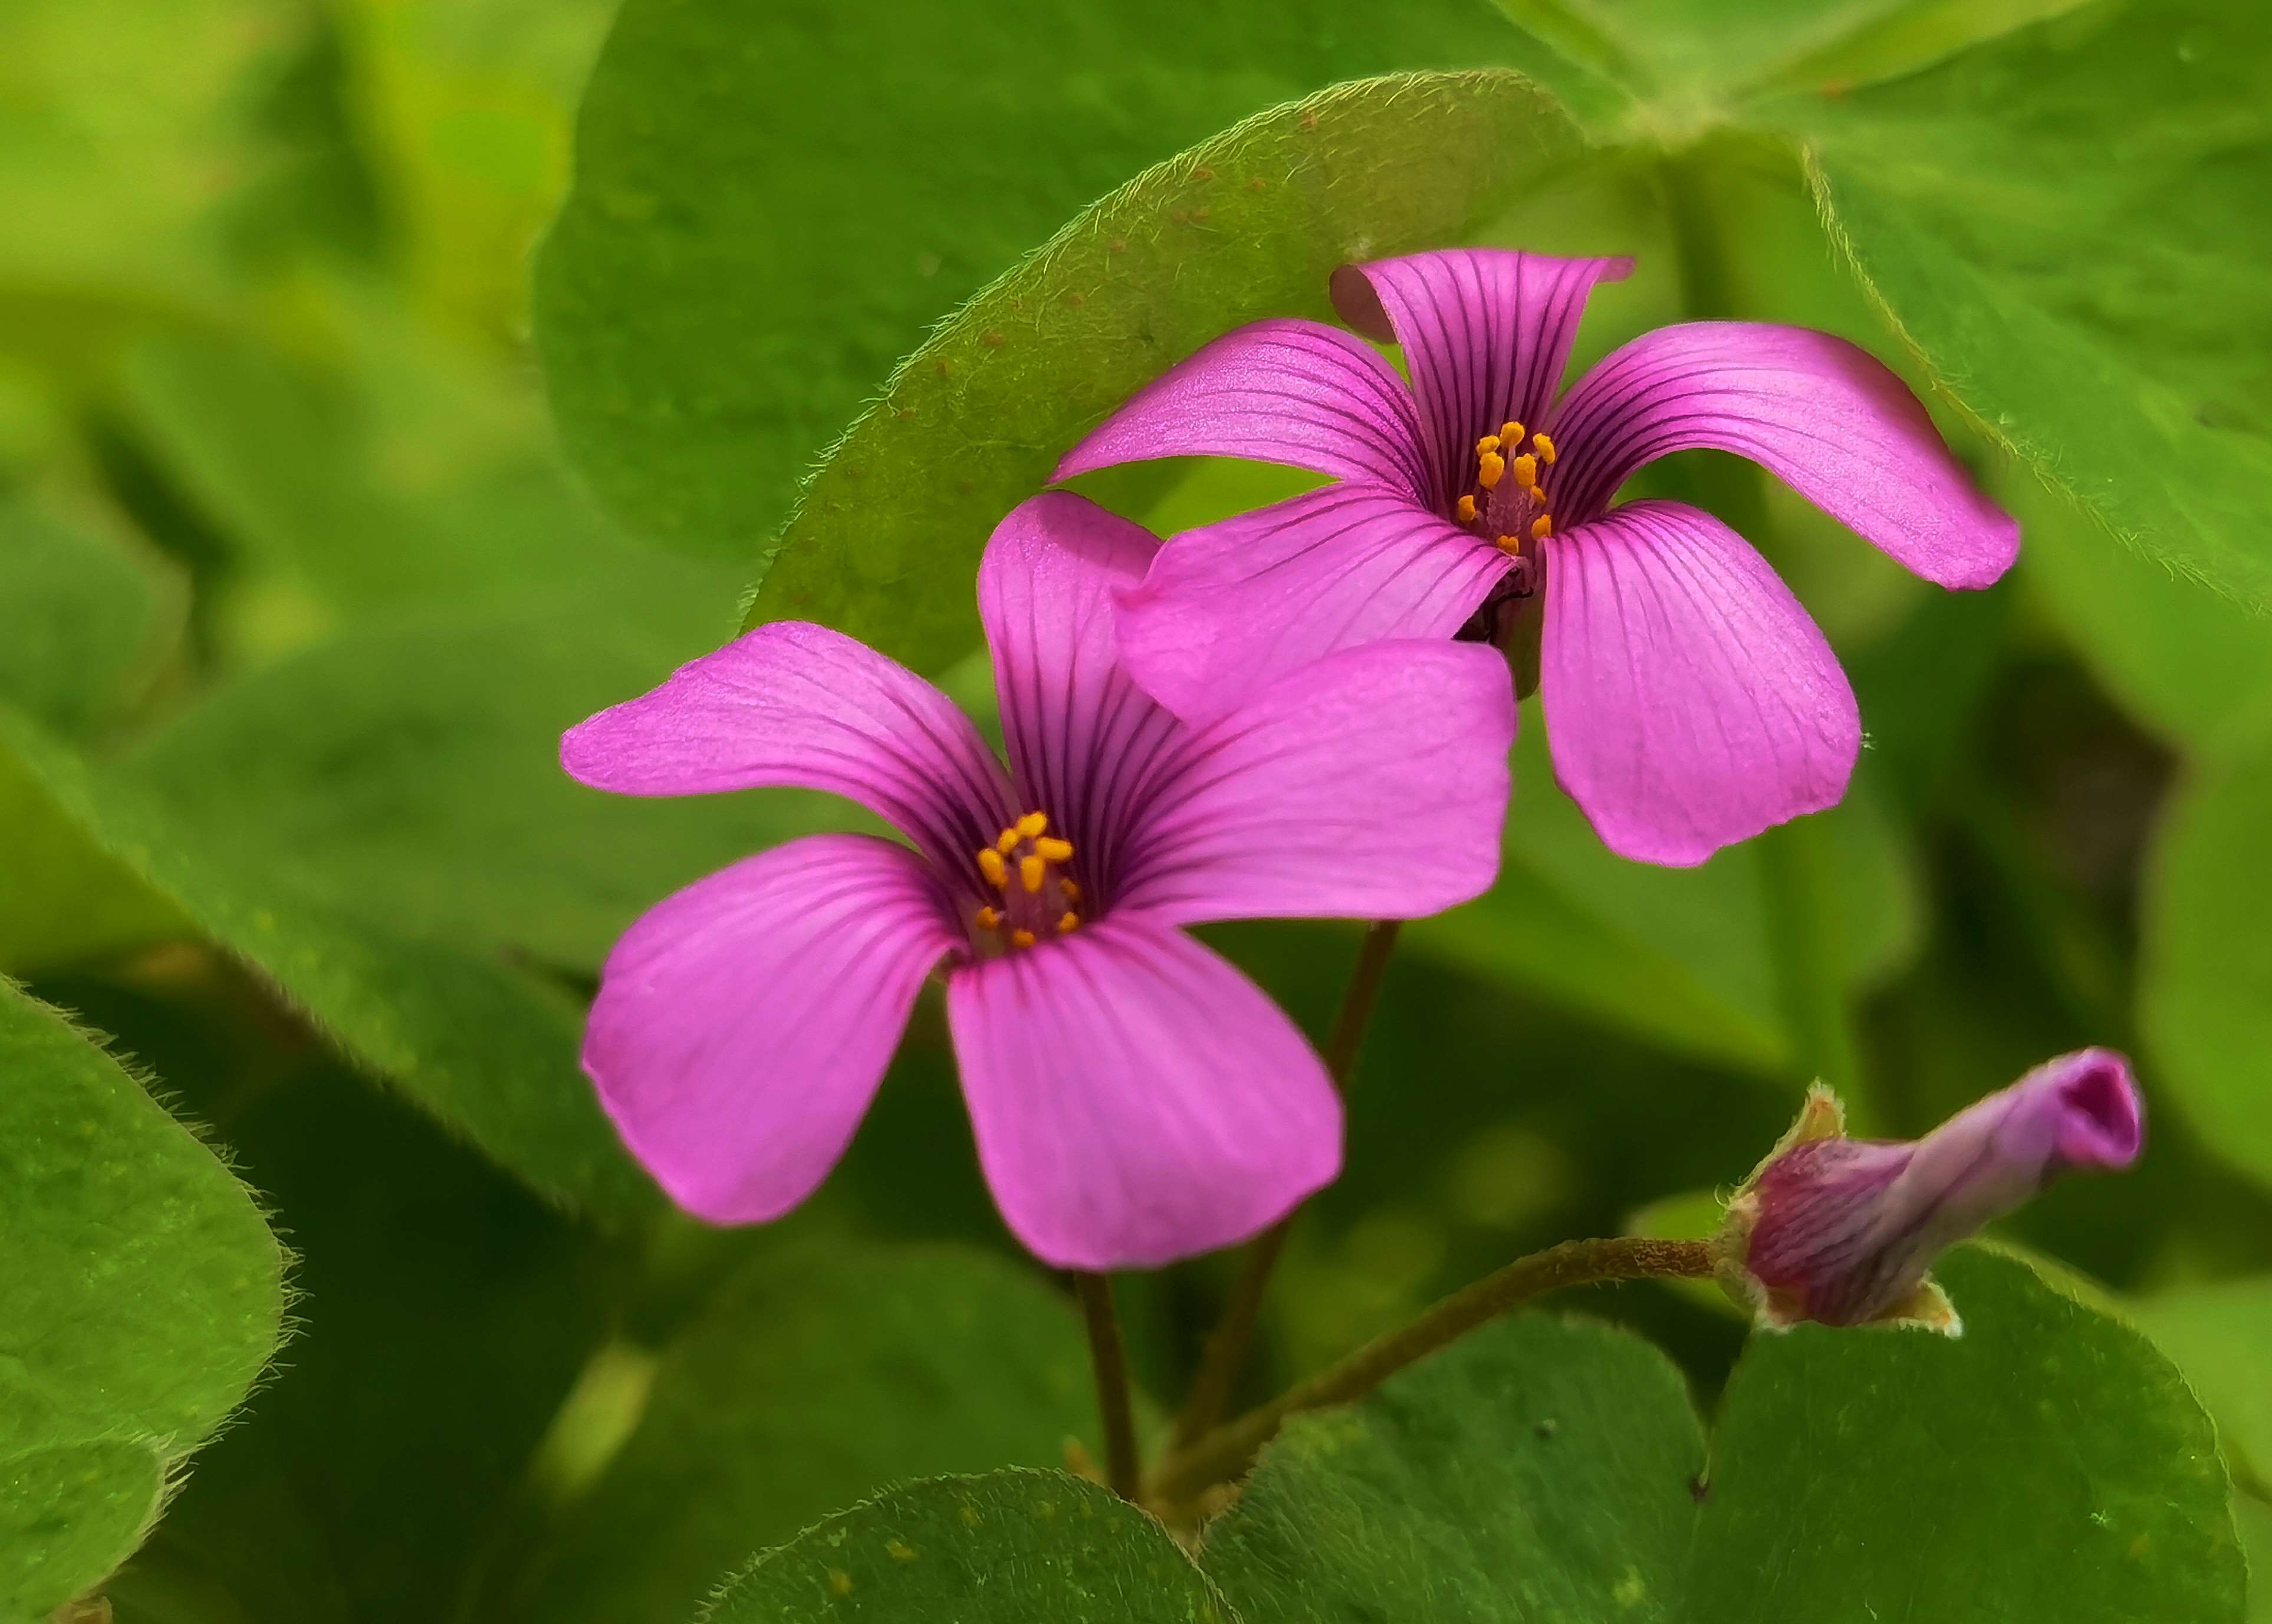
[1074,1273,1142,1501]
[1662,149,1866,1107]
[1166,920,1403,1451]
[1149,1236,1715,1505]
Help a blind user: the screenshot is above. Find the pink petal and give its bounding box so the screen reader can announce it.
[1053,319,1432,501]
[1116,483,1511,724]
[1547,322,2018,589]
[979,492,1186,900]
[1540,500,1860,866]
[561,620,1017,876]
[946,913,1340,1269]
[583,834,962,1224]
[1330,248,1632,499]
[1116,640,1514,926]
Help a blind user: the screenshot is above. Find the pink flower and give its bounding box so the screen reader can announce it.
[561,493,1515,1270]
[1058,249,2020,866]
[1714,1050,2144,1334]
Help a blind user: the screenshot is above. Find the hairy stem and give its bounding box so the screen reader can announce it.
[1150,1236,1714,1505]
[1074,1273,1142,1500]
[1168,919,1403,1449]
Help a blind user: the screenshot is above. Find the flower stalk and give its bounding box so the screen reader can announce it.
[1074,1273,1143,1501]
[1168,918,1404,1449]
[1149,1235,1713,1507]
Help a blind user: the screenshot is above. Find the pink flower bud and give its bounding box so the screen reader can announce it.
[1714,1049,2143,1335]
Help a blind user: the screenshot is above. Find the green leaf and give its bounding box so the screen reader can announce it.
[1204,1249,2244,1622]
[1691,1248,2241,1621]
[2241,1495,2272,1624]
[120,609,859,973]
[2142,708,2272,1195]
[698,1470,1227,1624]
[2130,1278,2272,1484]
[1409,709,1919,1076]
[0,982,288,1616]
[740,71,1585,673]
[1770,0,2272,609]
[1,1442,164,1624]
[1205,1314,1704,1622]
[513,1242,1108,1624]
[2015,471,2272,752]
[116,320,751,641]
[537,0,1508,569]
[1489,0,2092,139]
[0,745,188,974]
[0,709,653,1221]
[0,502,175,741]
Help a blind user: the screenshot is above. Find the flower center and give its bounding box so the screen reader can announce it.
[971,811,1081,952]
[1452,420,1557,597]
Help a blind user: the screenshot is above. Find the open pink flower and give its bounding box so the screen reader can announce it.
[1714,1049,2143,1334]
[1058,248,2020,866]
[561,493,1515,1270]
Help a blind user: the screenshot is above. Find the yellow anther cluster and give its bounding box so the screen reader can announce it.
[972,811,1081,950]
[1459,420,1558,555]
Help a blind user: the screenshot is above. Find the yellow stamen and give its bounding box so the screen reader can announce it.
[1531,514,1553,541]
[1477,451,1505,491]
[1059,879,1080,902]
[1019,854,1046,893]
[1011,929,1037,949]
[977,847,1008,887]
[1495,533,1522,555]
[1034,836,1074,863]
[1500,420,1524,443]
[1057,912,1080,934]
[1511,453,1537,491]
[995,827,1022,854]
[1455,494,1477,524]
[1015,811,1049,840]
[1475,433,1501,456]
[1533,431,1556,465]
[974,905,1002,930]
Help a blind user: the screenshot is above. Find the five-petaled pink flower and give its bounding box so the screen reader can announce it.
[1058,248,2021,866]
[561,492,1515,1270]
[1714,1048,2143,1334]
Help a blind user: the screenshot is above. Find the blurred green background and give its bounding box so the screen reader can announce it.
[4,0,2270,1620]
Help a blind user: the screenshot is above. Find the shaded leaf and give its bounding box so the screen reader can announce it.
[1491,0,2092,134]
[2015,471,2272,752]
[1694,1249,2241,1620]
[110,1057,613,1624]
[0,983,287,1614]
[1204,1250,2243,1621]
[1206,1314,1702,1622]
[2130,1278,2272,1484]
[0,709,653,1221]
[536,0,1505,569]
[0,502,175,741]
[699,1470,1225,1624]
[121,609,859,974]
[0,1442,164,1624]
[1410,709,1918,1075]
[2141,707,2272,1195]
[739,71,1586,673]
[1775,0,2272,607]
[513,1242,1105,1624]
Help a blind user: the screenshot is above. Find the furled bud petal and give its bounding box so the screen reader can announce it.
[1713,1049,2143,1336]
